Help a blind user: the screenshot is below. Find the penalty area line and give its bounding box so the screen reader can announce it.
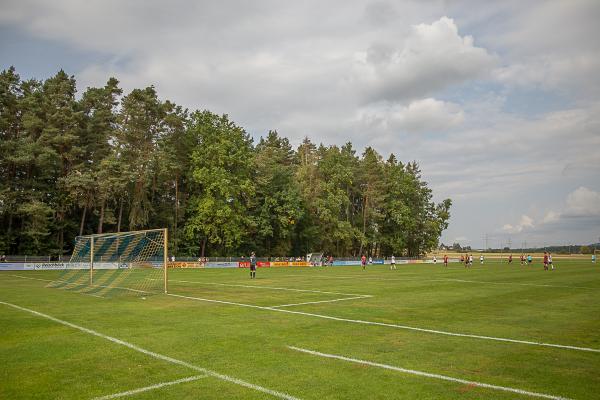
[270,295,372,308]
[166,293,600,353]
[287,346,572,400]
[0,300,301,400]
[162,279,372,297]
[92,375,208,400]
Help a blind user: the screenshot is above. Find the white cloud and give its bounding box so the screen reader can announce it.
[565,187,600,217]
[496,187,600,246]
[356,98,464,133]
[356,16,496,102]
[542,211,560,224]
[502,215,534,233]
[493,55,600,95]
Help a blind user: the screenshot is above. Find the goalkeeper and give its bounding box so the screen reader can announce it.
[250,252,257,279]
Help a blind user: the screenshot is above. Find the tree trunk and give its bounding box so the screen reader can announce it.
[117,197,123,233]
[359,194,368,256]
[174,177,178,256]
[200,237,207,258]
[97,200,105,234]
[57,210,64,254]
[79,205,87,236]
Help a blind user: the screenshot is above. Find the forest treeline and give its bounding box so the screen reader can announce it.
[0,67,451,258]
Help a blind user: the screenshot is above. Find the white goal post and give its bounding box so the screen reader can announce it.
[69,228,169,294]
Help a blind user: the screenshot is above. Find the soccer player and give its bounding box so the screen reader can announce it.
[593,254,596,264]
[508,254,513,264]
[464,253,469,268]
[520,254,524,265]
[469,254,473,267]
[443,254,448,267]
[548,252,554,270]
[368,256,373,265]
[527,254,533,265]
[361,255,367,270]
[543,251,548,270]
[390,255,396,270]
[328,255,333,267]
[479,254,484,264]
[250,252,257,279]
[433,255,437,264]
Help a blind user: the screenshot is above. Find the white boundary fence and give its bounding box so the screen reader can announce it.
[0,262,121,271]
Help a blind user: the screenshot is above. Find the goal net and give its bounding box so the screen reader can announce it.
[307,252,324,266]
[47,228,168,297]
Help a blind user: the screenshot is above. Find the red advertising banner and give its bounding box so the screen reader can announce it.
[238,261,271,268]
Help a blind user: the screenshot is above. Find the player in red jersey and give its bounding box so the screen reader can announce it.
[361,255,367,270]
[543,251,549,270]
[508,254,513,264]
[443,254,448,267]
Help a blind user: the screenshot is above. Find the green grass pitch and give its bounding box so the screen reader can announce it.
[1,260,599,399]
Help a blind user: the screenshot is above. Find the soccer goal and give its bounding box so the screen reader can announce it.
[307,252,324,266]
[48,228,168,297]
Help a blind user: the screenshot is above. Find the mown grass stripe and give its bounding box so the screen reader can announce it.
[167,293,600,353]
[0,300,301,400]
[288,346,572,400]
[91,375,208,399]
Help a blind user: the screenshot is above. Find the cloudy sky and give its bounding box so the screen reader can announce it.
[2,0,599,248]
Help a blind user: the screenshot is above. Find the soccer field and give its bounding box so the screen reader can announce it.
[1,261,599,399]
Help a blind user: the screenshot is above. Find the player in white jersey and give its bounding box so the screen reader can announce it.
[390,255,396,270]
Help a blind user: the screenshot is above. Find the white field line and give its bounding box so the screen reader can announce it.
[429,278,598,290]
[165,279,371,297]
[270,295,371,308]
[9,274,151,294]
[0,301,301,400]
[166,293,600,353]
[9,274,600,354]
[287,346,572,400]
[92,375,208,400]
[289,274,599,290]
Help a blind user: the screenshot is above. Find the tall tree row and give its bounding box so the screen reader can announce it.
[0,67,451,258]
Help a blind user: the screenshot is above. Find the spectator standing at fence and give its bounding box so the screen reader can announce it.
[0,255,6,262]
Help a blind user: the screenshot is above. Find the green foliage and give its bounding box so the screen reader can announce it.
[183,111,255,256]
[0,66,451,257]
